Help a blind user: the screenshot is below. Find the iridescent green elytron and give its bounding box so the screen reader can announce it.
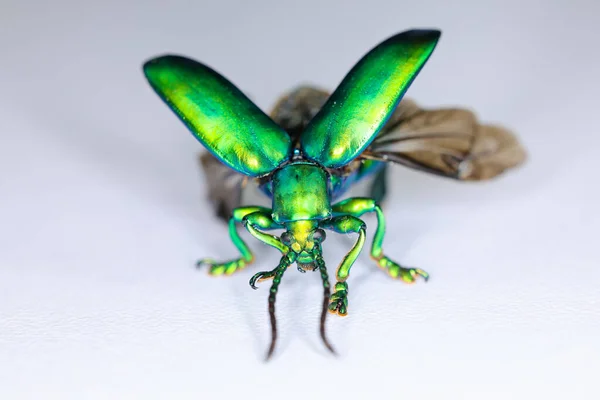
[144,56,292,176]
[143,30,440,359]
[301,30,440,168]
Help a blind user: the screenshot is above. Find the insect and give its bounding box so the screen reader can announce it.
[143,29,526,359]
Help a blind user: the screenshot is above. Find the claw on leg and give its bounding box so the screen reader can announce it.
[328,282,349,316]
[372,255,429,283]
[249,269,278,290]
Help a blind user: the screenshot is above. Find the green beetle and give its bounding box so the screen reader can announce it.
[143,29,526,359]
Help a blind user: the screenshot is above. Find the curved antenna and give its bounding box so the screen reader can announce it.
[300,29,441,168]
[316,251,336,355]
[144,55,292,177]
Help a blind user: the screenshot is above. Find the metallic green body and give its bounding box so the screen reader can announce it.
[271,162,331,223]
[144,55,292,177]
[143,29,439,360]
[300,30,440,168]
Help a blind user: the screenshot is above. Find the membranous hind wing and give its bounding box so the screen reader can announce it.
[270,86,330,146]
[198,152,246,221]
[364,100,527,180]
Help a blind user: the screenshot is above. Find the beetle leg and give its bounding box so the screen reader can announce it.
[243,210,292,290]
[320,215,366,316]
[331,197,429,283]
[197,206,283,275]
[242,212,288,254]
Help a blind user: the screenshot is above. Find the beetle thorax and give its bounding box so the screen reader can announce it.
[271,162,332,224]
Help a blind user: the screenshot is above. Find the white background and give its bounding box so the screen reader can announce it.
[1,0,599,398]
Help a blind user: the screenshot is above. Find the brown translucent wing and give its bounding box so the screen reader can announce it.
[269,85,331,146]
[199,152,246,221]
[364,100,527,180]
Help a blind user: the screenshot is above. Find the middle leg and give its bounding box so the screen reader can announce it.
[332,197,429,283]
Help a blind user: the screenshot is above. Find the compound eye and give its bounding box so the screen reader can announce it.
[312,229,326,243]
[281,231,293,245]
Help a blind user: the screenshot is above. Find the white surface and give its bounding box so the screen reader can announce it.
[1,0,599,398]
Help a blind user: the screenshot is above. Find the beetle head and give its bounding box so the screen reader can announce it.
[281,220,326,271]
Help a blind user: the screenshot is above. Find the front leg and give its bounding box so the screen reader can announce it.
[320,215,366,316]
[197,206,285,275]
[332,197,429,283]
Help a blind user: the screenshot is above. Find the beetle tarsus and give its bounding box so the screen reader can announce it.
[375,255,430,284]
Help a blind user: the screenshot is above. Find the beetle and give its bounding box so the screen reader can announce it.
[143,29,526,359]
